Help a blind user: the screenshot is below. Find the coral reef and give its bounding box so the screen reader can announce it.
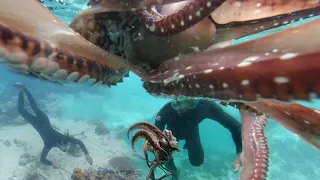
[71,156,140,180]
[71,166,140,180]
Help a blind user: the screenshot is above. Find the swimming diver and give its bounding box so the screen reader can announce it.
[13,83,93,168]
[154,96,243,179]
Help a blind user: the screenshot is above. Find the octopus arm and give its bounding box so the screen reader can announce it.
[211,0,320,24]
[240,110,269,180]
[139,0,225,36]
[142,18,320,103]
[247,100,320,151]
[0,0,129,85]
[87,0,186,11]
[143,141,152,167]
[212,6,320,44]
[127,122,170,144]
[131,130,166,158]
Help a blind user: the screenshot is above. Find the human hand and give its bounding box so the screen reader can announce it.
[12,83,25,91]
[233,152,243,173]
[86,154,93,165]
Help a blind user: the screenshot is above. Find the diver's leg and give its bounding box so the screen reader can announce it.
[17,91,36,121]
[185,127,204,167]
[23,88,46,117]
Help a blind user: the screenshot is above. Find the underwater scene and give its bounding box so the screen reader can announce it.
[0,0,320,180]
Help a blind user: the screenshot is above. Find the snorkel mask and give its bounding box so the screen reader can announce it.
[171,96,199,114]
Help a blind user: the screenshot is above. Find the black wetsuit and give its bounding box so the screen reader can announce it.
[17,88,89,166]
[155,100,242,173]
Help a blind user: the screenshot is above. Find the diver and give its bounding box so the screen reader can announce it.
[154,96,243,178]
[13,83,93,168]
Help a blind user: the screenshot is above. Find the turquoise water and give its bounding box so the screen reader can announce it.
[0,1,320,180]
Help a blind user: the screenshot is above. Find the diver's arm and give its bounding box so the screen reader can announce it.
[68,137,89,155]
[68,137,93,165]
[206,101,243,154]
[154,104,170,131]
[40,146,53,166]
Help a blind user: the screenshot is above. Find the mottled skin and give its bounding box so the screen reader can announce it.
[1,1,320,180]
[128,122,180,180]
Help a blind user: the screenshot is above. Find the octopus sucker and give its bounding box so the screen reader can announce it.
[65,72,80,82]
[0,21,129,86]
[240,110,269,180]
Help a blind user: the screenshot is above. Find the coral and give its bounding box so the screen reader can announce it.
[71,167,86,180]
[71,166,140,180]
[94,122,110,136]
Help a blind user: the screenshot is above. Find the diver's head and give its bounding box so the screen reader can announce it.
[57,141,68,152]
[171,96,199,114]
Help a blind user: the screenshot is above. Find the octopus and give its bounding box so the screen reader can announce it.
[0,0,320,180]
[127,122,181,180]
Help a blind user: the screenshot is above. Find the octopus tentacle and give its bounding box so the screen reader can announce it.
[212,6,320,44]
[139,0,225,36]
[142,18,320,103]
[211,0,320,24]
[248,100,320,151]
[127,122,172,149]
[146,161,158,180]
[131,130,167,158]
[240,110,269,180]
[143,141,152,167]
[157,165,179,180]
[87,0,186,11]
[147,160,175,180]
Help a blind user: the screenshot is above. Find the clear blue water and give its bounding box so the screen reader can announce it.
[0,1,320,180]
